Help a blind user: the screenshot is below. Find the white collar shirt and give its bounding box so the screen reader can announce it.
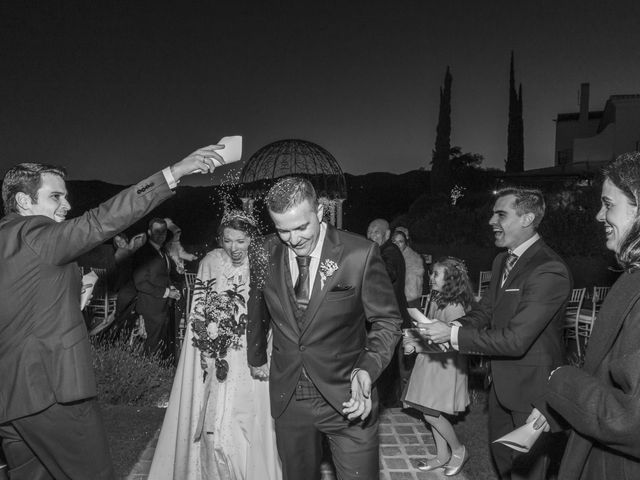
[287,222,327,294]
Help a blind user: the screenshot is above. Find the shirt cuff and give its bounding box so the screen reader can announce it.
[162,167,178,189]
[163,288,170,298]
[451,325,460,351]
[350,368,361,382]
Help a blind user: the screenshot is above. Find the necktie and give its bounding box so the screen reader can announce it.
[501,252,518,286]
[294,256,311,309]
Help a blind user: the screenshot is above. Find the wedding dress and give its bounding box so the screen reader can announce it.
[149,249,282,480]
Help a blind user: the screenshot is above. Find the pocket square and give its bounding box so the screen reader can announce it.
[505,288,520,292]
[330,284,352,292]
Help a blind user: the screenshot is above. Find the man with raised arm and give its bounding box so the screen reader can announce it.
[0,145,225,480]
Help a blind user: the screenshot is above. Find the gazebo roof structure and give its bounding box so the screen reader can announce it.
[238,139,347,199]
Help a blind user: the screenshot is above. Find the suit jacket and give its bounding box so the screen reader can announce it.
[457,238,571,412]
[380,239,410,327]
[132,242,174,320]
[0,172,172,423]
[542,269,640,480]
[247,224,402,418]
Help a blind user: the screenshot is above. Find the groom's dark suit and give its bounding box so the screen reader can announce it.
[456,238,571,480]
[0,171,174,479]
[247,223,402,479]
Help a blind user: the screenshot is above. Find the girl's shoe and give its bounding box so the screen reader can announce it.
[416,457,448,472]
[444,445,469,476]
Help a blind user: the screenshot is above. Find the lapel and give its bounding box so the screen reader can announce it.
[273,240,301,334]
[299,224,344,338]
[496,238,543,302]
[583,270,640,371]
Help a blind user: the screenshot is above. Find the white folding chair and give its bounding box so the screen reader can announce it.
[563,287,586,358]
[576,286,610,354]
[86,268,118,334]
[477,270,492,299]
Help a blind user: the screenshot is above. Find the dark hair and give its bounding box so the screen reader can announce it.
[603,152,640,270]
[265,176,318,213]
[432,256,475,311]
[392,230,408,242]
[2,163,66,215]
[113,233,129,247]
[495,187,546,228]
[148,217,167,230]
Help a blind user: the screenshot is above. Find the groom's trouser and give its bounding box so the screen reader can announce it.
[0,399,115,480]
[275,395,379,480]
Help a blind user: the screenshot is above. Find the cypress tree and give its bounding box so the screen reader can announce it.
[506,52,524,172]
[431,66,452,195]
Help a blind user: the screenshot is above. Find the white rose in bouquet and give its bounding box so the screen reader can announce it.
[206,322,219,339]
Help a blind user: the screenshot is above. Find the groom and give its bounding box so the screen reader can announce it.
[247,177,402,480]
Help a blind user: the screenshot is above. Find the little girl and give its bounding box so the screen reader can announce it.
[403,256,474,476]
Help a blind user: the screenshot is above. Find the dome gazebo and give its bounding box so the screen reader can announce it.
[238,139,347,228]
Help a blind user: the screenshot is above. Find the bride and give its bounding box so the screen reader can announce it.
[149,210,281,480]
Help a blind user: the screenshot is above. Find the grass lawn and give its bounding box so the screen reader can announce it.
[102,403,165,479]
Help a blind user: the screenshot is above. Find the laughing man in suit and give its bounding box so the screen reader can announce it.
[423,187,571,480]
[247,177,402,480]
[0,146,223,480]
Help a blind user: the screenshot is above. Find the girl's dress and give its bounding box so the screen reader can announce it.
[149,249,282,480]
[403,302,469,415]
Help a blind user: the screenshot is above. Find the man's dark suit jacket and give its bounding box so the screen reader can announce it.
[0,172,172,423]
[457,238,571,412]
[247,224,402,419]
[132,242,173,320]
[380,239,410,328]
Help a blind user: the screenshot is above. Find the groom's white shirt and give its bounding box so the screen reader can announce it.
[287,222,327,292]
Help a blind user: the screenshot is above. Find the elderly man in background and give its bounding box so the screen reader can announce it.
[367,218,412,406]
[392,228,425,308]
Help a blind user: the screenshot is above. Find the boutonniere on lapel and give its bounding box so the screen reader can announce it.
[319,259,339,289]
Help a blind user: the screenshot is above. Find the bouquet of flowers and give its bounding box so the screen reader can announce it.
[189,278,247,382]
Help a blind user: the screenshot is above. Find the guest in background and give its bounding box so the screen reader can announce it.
[133,218,181,358]
[165,217,197,274]
[368,218,410,406]
[403,257,472,476]
[530,152,640,479]
[108,232,147,339]
[392,228,425,308]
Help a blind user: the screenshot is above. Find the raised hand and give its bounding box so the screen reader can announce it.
[342,369,372,421]
[170,144,226,180]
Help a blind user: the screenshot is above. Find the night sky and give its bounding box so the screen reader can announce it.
[2,1,640,186]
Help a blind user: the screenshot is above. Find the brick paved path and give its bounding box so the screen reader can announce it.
[127,408,469,480]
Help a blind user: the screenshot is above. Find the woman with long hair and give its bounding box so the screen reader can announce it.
[403,256,473,476]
